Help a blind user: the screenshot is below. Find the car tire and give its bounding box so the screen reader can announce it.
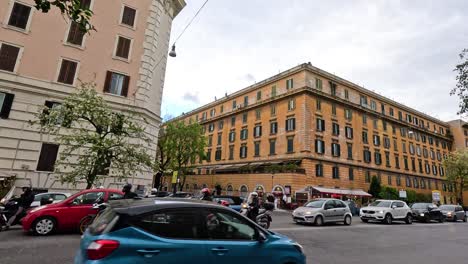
[33,216,56,236]
[79,215,94,234]
[439,216,445,223]
[344,215,352,226]
[314,215,324,226]
[453,215,457,222]
[361,218,368,223]
[384,214,393,225]
[405,214,413,224]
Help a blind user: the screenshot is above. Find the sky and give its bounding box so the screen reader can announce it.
[162,0,468,122]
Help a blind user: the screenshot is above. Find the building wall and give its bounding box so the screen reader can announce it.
[0,0,185,192]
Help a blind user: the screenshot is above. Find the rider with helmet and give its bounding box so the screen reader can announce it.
[5,186,34,230]
[247,192,260,221]
[200,188,212,201]
[122,184,138,199]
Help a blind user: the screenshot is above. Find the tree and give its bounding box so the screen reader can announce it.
[451,49,468,115]
[368,176,382,198]
[33,84,153,189]
[34,0,95,33]
[443,149,468,205]
[156,121,206,192]
[154,129,171,189]
[379,186,399,200]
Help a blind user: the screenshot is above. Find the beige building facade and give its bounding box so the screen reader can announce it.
[0,0,185,192]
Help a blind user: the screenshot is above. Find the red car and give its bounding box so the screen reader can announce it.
[22,188,123,236]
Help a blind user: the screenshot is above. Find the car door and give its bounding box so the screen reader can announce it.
[397,202,407,219]
[124,208,208,264]
[334,200,347,221]
[200,208,272,264]
[456,206,464,220]
[390,202,400,218]
[322,200,337,222]
[63,191,105,229]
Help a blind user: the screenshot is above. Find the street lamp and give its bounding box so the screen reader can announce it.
[169,44,177,57]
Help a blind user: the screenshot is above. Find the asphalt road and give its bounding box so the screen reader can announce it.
[0,211,467,264]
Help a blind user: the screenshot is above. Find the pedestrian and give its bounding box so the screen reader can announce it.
[247,192,260,221]
[200,188,213,201]
[122,184,138,199]
[5,186,34,230]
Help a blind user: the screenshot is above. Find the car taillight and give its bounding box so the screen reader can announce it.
[87,240,119,260]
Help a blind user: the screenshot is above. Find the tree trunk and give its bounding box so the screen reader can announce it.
[459,179,464,205]
[179,174,186,191]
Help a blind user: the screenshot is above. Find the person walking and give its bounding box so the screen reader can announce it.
[6,186,34,229]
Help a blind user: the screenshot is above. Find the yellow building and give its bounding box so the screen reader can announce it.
[166,62,456,204]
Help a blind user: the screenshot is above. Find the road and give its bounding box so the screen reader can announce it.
[0,211,467,264]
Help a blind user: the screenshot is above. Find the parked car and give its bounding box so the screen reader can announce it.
[439,204,467,222]
[410,203,445,223]
[213,195,244,212]
[74,198,306,264]
[30,192,71,207]
[167,192,193,198]
[292,198,353,226]
[22,189,124,236]
[360,200,413,224]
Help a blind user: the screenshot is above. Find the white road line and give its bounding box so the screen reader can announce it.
[271,222,459,232]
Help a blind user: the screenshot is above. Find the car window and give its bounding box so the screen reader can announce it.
[335,200,346,208]
[202,209,257,241]
[132,209,200,240]
[396,202,405,208]
[72,192,105,205]
[305,200,325,208]
[370,201,391,207]
[213,198,235,204]
[439,205,455,211]
[456,206,463,212]
[325,200,335,209]
[108,192,124,200]
[53,194,67,201]
[34,194,50,202]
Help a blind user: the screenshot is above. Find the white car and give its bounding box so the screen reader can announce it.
[30,192,71,207]
[360,199,413,224]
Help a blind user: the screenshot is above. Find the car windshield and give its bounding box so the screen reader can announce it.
[439,205,455,211]
[369,201,392,207]
[411,203,431,209]
[305,200,325,208]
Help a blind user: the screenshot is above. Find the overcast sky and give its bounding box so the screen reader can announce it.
[162,0,468,122]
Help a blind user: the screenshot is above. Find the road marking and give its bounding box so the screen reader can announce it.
[271,222,459,232]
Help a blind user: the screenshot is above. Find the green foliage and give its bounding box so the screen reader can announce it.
[157,121,206,191]
[451,49,468,115]
[378,186,399,200]
[32,84,153,189]
[443,149,468,204]
[368,176,381,198]
[406,190,417,204]
[34,0,95,33]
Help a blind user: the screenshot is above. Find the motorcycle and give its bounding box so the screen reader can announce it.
[240,202,274,229]
[0,197,27,231]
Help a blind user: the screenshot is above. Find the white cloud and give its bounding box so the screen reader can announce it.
[162,0,468,122]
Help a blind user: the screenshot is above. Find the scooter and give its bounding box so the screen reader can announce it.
[79,202,109,234]
[0,197,27,231]
[240,202,274,229]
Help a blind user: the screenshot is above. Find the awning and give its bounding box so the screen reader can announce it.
[312,186,372,197]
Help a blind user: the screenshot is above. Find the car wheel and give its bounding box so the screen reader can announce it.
[463,216,467,223]
[79,215,94,234]
[33,217,56,236]
[405,214,413,224]
[439,216,445,223]
[384,214,393,225]
[453,215,457,222]
[314,215,324,226]
[361,218,368,223]
[344,215,352,226]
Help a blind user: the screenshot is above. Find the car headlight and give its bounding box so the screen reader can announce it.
[293,243,304,254]
[0,198,5,204]
[30,206,46,213]
[377,210,384,214]
[420,213,425,217]
[242,203,248,209]
[305,211,313,215]
[447,212,452,215]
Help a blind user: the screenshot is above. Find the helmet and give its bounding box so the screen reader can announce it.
[219,200,230,207]
[201,188,211,196]
[122,183,132,192]
[250,192,258,196]
[151,188,158,193]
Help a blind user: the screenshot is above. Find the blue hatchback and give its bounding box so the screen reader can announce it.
[75,198,305,264]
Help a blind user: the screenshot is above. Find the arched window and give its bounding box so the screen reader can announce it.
[226,185,233,195]
[240,185,248,198]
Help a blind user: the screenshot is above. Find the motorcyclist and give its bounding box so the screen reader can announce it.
[200,188,212,201]
[5,186,34,230]
[247,192,260,222]
[122,184,138,199]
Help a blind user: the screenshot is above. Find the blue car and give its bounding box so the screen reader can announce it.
[75,198,305,264]
[213,195,244,212]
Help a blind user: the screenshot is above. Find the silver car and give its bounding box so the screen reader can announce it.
[292,198,353,226]
[439,204,467,222]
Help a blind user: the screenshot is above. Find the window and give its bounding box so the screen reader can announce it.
[315,139,325,154]
[330,82,337,96]
[365,171,371,183]
[287,137,294,153]
[332,104,337,115]
[0,43,21,72]
[286,117,296,131]
[363,148,371,163]
[115,36,132,59]
[393,139,398,151]
[439,166,445,176]
[253,125,262,138]
[240,144,247,158]
[269,139,276,155]
[242,113,248,123]
[57,59,78,85]
[316,118,325,131]
[210,108,216,117]
[409,144,415,155]
[406,177,412,188]
[345,109,352,120]
[256,91,261,100]
[398,111,403,121]
[206,149,211,161]
[218,121,224,130]
[430,150,435,160]
[432,164,438,175]
[402,142,407,153]
[419,160,424,173]
[404,156,409,170]
[437,152,441,161]
[316,99,321,110]
[383,137,390,149]
[347,143,353,159]
[382,120,387,131]
[271,85,277,97]
[0,92,15,119]
[67,22,86,46]
[396,176,401,186]
[413,178,419,188]
[385,152,390,167]
[240,128,248,140]
[375,151,382,165]
[392,125,396,134]
[373,135,380,146]
[288,99,295,111]
[427,179,432,190]
[332,166,339,179]
[104,71,130,97]
[254,142,260,156]
[370,100,377,111]
[217,133,222,145]
[243,96,249,106]
[388,175,392,185]
[8,2,31,30]
[400,127,407,137]
[315,78,323,90]
[362,131,368,144]
[215,148,222,161]
[316,164,323,177]
[395,155,400,169]
[232,100,237,109]
[348,168,354,180]
[286,78,293,89]
[411,158,416,171]
[228,131,235,142]
[270,121,278,134]
[121,6,137,27]
[331,143,340,157]
[229,145,234,160]
[381,104,385,115]
[345,126,353,139]
[332,123,340,136]
[362,114,367,125]
[423,148,428,158]
[373,119,378,129]
[202,209,257,241]
[255,109,261,120]
[389,108,394,116]
[270,104,276,116]
[345,89,349,99]
[428,137,433,145]
[72,192,105,206]
[416,145,421,156]
[36,143,59,172]
[208,123,215,132]
[43,101,64,125]
[202,112,207,121]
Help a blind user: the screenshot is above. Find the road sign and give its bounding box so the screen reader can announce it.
[399,190,407,198]
[432,190,441,202]
[171,171,178,184]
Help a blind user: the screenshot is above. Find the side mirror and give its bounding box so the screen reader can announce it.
[257,231,267,242]
[391,205,397,209]
[40,197,54,206]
